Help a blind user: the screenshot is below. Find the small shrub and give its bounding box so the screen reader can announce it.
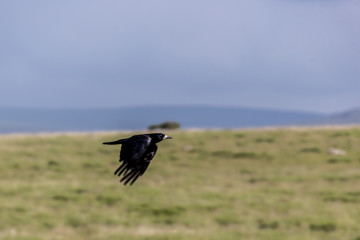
[234,152,273,161]
[96,195,122,207]
[235,133,246,138]
[299,147,321,153]
[255,137,275,143]
[212,150,234,158]
[53,195,69,202]
[148,121,180,130]
[233,152,258,159]
[211,151,272,161]
[47,160,60,166]
[327,158,351,164]
[239,169,253,174]
[216,215,240,226]
[66,216,86,228]
[309,223,336,232]
[322,191,360,203]
[257,219,279,229]
[150,206,186,217]
[248,177,267,184]
[82,162,101,169]
[331,132,350,137]
[74,188,87,194]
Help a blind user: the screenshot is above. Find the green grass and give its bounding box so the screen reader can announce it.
[1,128,360,239]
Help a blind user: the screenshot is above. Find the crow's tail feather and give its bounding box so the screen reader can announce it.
[103,139,125,145]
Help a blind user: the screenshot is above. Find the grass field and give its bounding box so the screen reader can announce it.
[1,127,360,240]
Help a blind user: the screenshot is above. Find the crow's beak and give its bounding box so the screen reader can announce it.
[163,135,173,140]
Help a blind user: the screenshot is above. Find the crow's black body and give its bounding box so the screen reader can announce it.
[103,133,172,185]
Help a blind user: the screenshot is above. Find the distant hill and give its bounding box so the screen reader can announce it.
[307,107,360,126]
[0,106,324,133]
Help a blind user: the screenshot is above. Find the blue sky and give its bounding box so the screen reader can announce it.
[0,0,359,113]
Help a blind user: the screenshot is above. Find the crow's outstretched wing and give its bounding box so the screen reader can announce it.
[113,135,157,185]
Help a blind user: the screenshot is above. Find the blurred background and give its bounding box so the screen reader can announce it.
[1,2,360,240]
[0,0,359,133]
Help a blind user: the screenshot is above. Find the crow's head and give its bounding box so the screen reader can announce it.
[148,133,173,143]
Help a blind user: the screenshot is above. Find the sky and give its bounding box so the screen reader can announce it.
[0,0,359,113]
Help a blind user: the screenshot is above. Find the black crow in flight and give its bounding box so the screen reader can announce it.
[103,133,173,185]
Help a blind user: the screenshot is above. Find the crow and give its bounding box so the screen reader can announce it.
[103,133,173,185]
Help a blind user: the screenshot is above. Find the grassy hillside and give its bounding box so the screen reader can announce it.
[1,128,360,240]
